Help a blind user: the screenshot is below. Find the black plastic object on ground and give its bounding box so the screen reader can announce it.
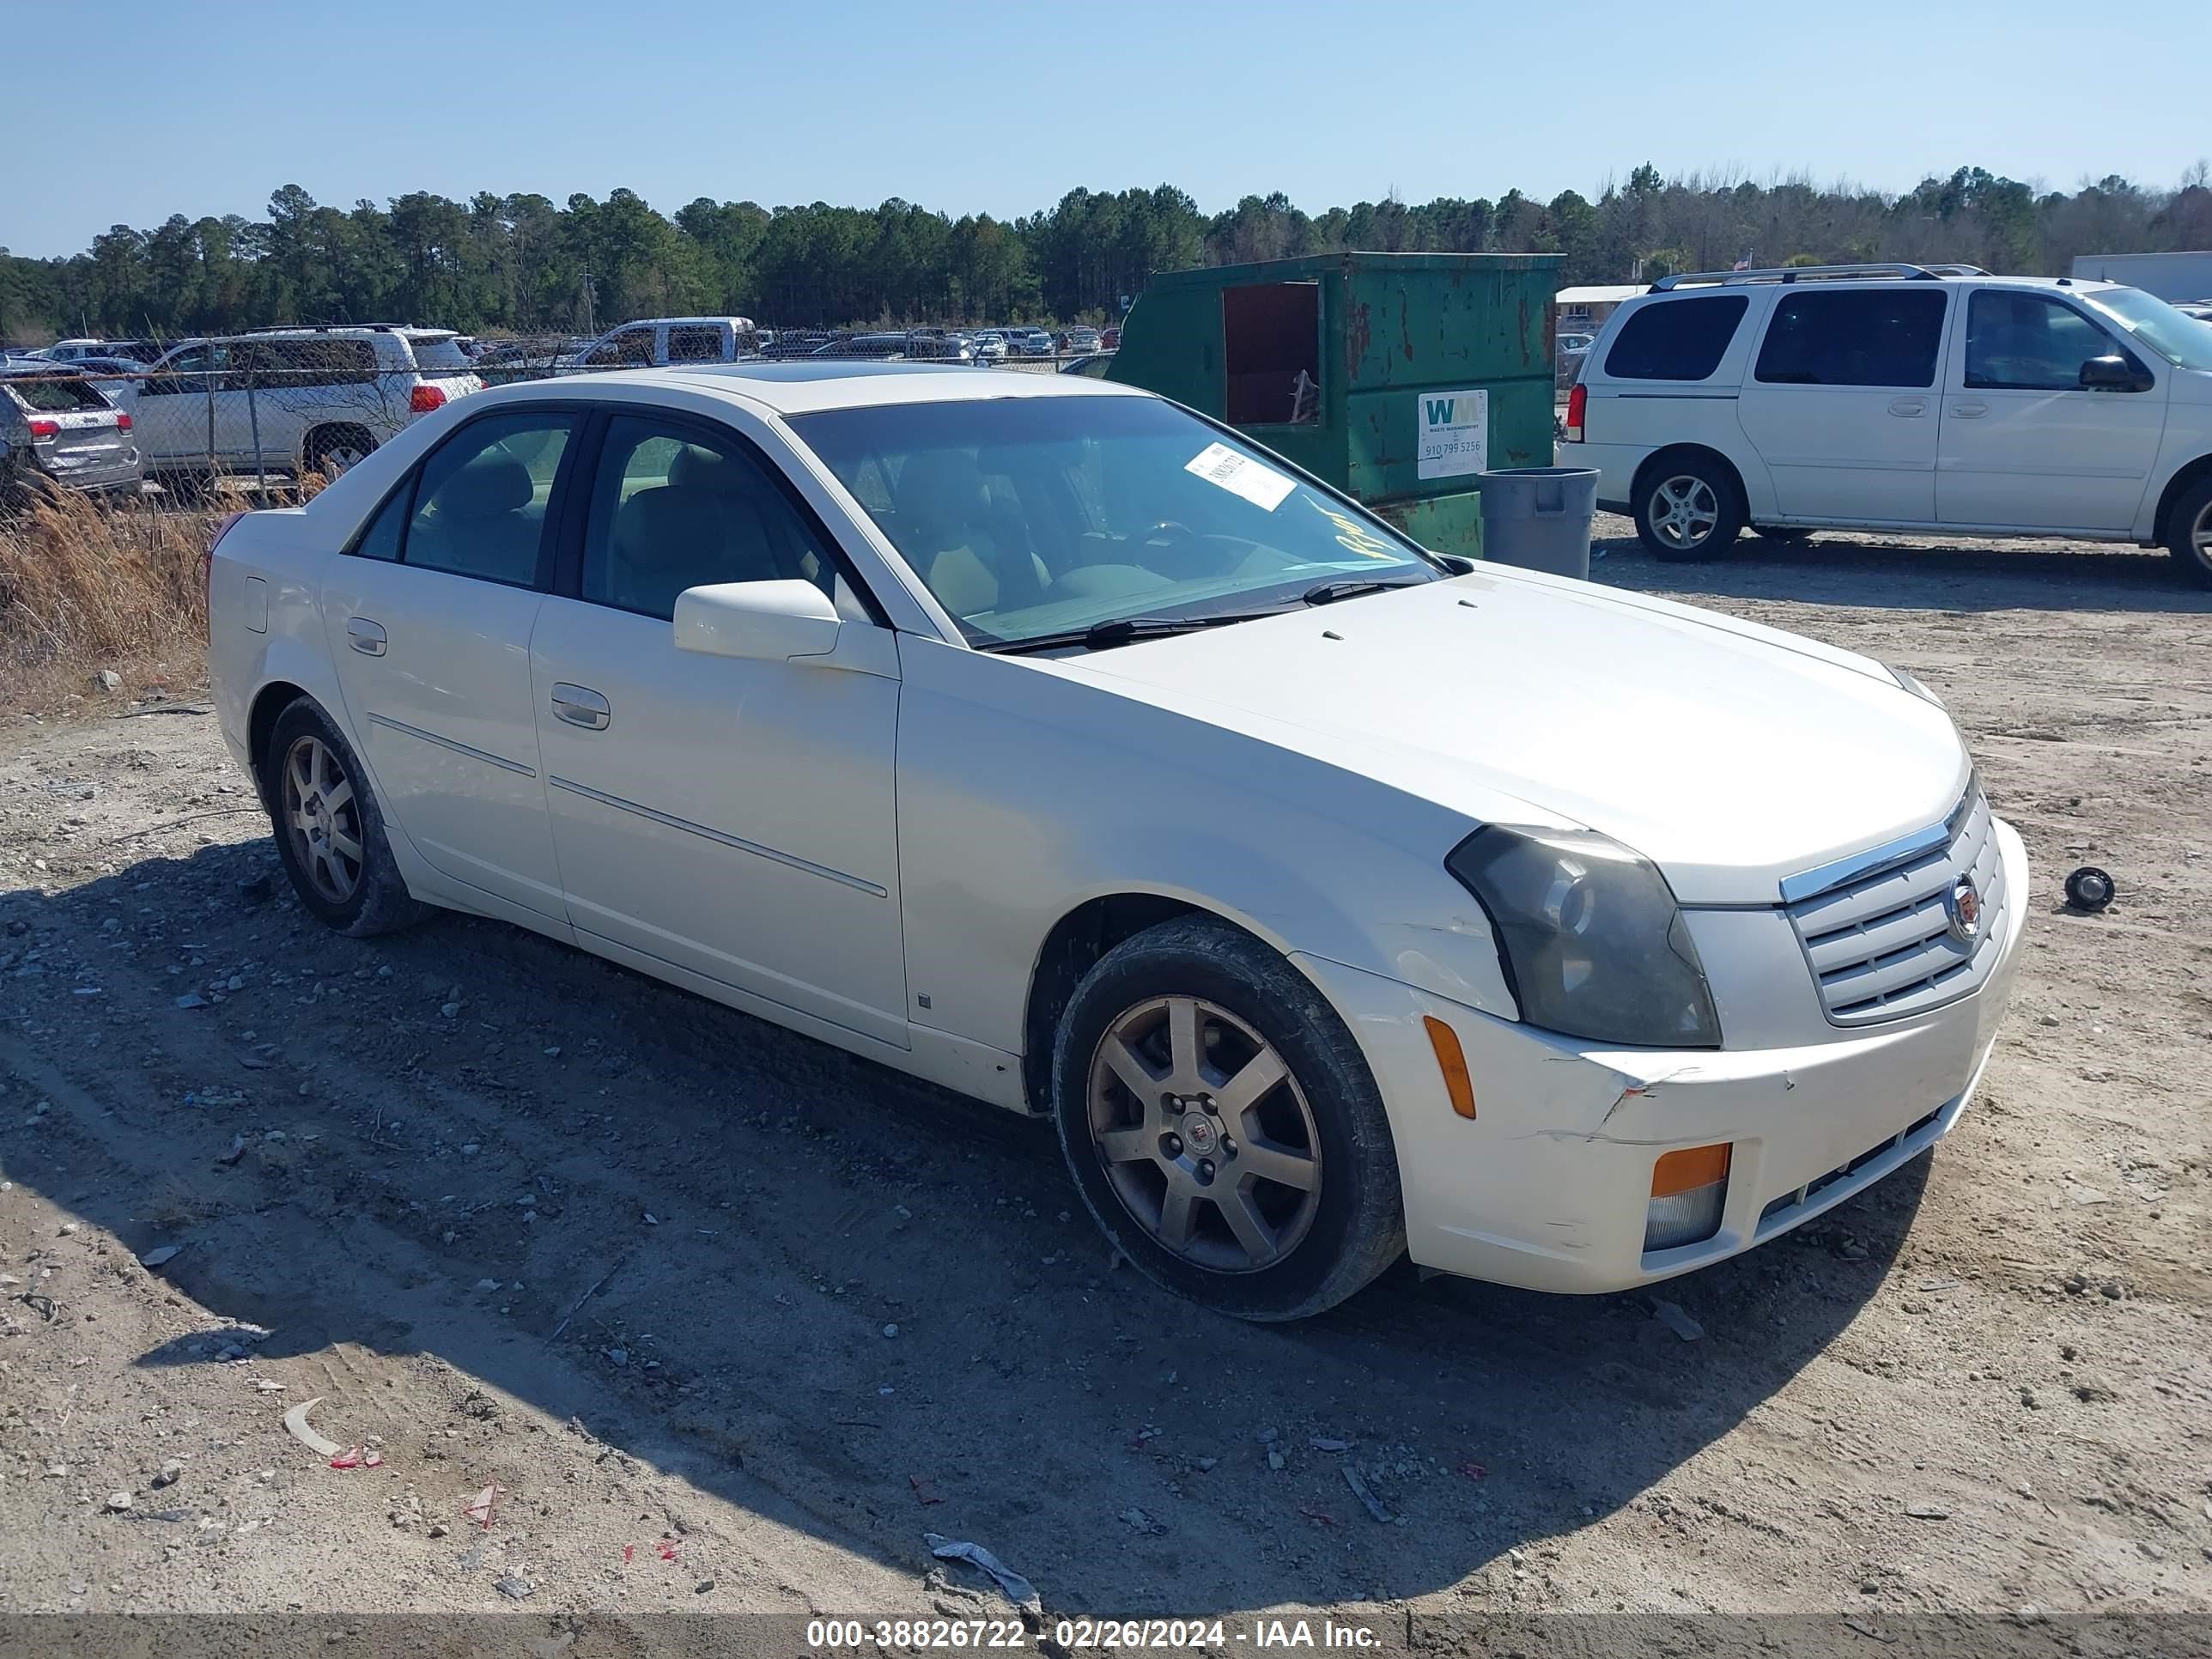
[2063,866,2116,911]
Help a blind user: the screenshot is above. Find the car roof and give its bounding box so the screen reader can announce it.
[562,360,1144,416]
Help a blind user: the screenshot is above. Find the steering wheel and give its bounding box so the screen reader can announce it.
[1142,520,1200,545]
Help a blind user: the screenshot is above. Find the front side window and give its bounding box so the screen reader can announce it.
[1965,293,2119,392]
[1603,295,1748,381]
[1753,289,1947,387]
[665,325,725,363]
[399,412,574,585]
[790,394,1438,649]
[141,343,220,397]
[580,415,837,620]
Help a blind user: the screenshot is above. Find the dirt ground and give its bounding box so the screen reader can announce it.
[1,518,2208,1638]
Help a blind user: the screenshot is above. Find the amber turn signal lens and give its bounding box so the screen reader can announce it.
[1423,1016,1476,1119]
[1650,1142,1731,1199]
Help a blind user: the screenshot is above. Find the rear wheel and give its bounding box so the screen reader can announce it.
[1634,456,1742,560]
[1051,917,1405,1322]
[2166,475,2212,587]
[259,699,426,937]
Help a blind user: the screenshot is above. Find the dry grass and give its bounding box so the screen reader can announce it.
[0,489,219,714]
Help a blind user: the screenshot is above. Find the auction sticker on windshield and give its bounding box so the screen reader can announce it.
[1186,442,1297,511]
[1416,388,1489,480]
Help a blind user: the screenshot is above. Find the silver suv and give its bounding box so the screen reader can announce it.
[130,326,482,491]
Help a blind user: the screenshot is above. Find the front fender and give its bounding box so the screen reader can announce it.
[893,637,1517,1059]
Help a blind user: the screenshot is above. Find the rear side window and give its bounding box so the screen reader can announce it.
[1754,289,1948,387]
[399,412,575,586]
[666,325,725,363]
[1603,295,1748,381]
[6,375,111,413]
[237,338,378,388]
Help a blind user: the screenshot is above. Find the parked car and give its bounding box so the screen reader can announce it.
[902,331,976,363]
[39,338,149,368]
[0,364,141,502]
[1005,327,1054,358]
[814,333,908,359]
[1565,262,2212,582]
[969,331,1010,362]
[1100,326,1121,350]
[2178,302,2212,325]
[206,360,2026,1320]
[131,326,483,490]
[1058,353,1115,378]
[574,317,761,369]
[1061,326,1103,356]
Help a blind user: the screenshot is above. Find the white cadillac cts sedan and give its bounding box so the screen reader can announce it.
[207,363,2027,1321]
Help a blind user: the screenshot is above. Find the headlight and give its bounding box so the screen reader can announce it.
[1447,825,1720,1048]
[1886,664,1946,709]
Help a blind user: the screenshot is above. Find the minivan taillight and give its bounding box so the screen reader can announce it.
[410,383,447,415]
[203,511,246,641]
[1565,382,1586,443]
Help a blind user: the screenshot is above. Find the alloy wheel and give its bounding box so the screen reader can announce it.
[2193,500,2212,564]
[1649,475,1721,550]
[282,734,363,904]
[1086,995,1322,1273]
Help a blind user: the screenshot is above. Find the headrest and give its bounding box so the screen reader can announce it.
[667,444,747,493]
[616,483,730,552]
[435,456,532,518]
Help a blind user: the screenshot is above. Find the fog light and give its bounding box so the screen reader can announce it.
[1644,1143,1731,1252]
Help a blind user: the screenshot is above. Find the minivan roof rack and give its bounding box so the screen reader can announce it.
[1649,262,1990,290]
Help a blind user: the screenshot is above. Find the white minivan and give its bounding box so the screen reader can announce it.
[1565,263,2212,583]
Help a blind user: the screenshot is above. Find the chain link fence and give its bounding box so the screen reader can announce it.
[2,319,1118,511]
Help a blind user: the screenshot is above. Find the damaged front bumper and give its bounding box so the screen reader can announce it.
[1293,817,2029,1294]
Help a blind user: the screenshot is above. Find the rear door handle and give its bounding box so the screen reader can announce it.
[345,617,386,656]
[550,684,611,731]
[1950,401,1990,419]
[1887,398,1928,418]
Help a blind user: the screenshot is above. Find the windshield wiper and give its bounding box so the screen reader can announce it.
[1301,576,1430,605]
[983,613,1274,656]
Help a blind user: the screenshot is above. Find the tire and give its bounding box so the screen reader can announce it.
[1754,525,1814,544]
[1050,916,1406,1322]
[2165,473,2212,588]
[304,425,376,481]
[258,698,427,937]
[1633,455,1743,560]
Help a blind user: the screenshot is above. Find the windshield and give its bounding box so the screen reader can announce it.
[788,394,1438,647]
[2080,286,2212,372]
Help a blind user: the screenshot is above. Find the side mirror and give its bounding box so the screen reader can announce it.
[2080,354,2150,392]
[672,579,842,663]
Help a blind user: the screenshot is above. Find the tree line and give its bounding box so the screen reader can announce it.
[4,163,2208,345]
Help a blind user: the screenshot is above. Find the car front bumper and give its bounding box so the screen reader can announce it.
[1291,816,2029,1294]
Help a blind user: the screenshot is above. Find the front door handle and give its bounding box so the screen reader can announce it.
[346,617,386,656]
[1950,401,1990,419]
[550,684,611,731]
[1887,397,1928,418]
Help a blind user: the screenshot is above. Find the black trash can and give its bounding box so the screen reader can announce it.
[1477,465,1600,579]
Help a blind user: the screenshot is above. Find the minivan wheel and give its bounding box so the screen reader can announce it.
[1051,917,1406,1322]
[1635,459,1742,560]
[2166,475,2212,588]
[259,698,426,937]
[304,426,375,480]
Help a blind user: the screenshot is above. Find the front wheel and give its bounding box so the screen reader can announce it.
[1634,459,1743,560]
[2166,474,2212,588]
[1051,917,1406,1321]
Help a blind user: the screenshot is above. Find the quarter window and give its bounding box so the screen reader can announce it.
[1753,289,1948,387]
[1602,295,1748,381]
[1965,293,2118,392]
[580,415,837,620]
[399,412,574,586]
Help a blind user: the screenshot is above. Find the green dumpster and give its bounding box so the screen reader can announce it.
[1105,251,1561,561]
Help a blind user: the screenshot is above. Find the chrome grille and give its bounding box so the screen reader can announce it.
[1784,790,2007,1026]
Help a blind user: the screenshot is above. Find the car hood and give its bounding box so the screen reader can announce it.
[1050,568,1971,904]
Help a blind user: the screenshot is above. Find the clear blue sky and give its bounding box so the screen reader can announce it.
[7,0,2202,257]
